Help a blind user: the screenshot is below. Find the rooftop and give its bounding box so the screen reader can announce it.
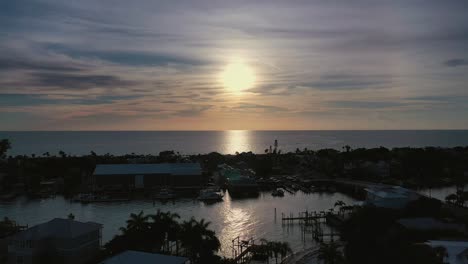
[100,250,188,264]
[11,218,101,240]
[94,163,201,176]
[398,218,465,232]
[426,240,468,264]
[365,186,413,199]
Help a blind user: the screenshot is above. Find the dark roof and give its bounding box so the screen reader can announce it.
[94,163,201,176]
[101,251,188,264]
[398,218,464,232]
[11,218,101,240]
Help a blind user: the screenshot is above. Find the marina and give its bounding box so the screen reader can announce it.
[0,190,356,257]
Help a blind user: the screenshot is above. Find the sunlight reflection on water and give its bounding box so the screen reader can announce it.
[223,130,252,154]
[2,191,359,257]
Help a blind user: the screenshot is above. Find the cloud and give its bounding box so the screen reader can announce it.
[31,73,136,90]
[2,0,468,129]
[444,59,468,67]
[174,105,213,117]
[327,100,406,109]
[236,103,287,112]
[45,44,208,67]
[303,74,393,91]
[0,57,82,72]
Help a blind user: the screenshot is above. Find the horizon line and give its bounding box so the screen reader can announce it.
[1,129,468,132]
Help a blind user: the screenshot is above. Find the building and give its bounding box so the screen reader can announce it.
[7,218,102,264]
[365,186,420,209]
[93,163,202,190]
[426,240,468,264]
[222,167,258,197]
[398,218,466,233]
[100,250,189,264]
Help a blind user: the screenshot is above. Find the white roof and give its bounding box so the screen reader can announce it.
[101,251,188,264]
[12,218,101,240]
[94,163,201,176]
[427,240,468,264]
[365,186,412,199]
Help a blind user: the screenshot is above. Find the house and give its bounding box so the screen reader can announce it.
[7,218,102,264]
[426,240,468,264]
[398,218,466,233]
[365,186,420,209]
[93,163,202,190]
[100,250,189,264]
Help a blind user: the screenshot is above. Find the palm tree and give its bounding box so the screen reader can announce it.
[313,242,345,264]
[260,240,292,264]
[334,200,347,216]
[445,194,458,204]
[121,211,149,234]
[180,218,220,263]
[150,210,180,252]
[276,242,292,264]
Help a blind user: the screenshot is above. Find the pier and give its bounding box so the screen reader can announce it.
[281,210,342,242]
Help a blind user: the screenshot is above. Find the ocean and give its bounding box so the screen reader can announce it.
[1,130,468,156]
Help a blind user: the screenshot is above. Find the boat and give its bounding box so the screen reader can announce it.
[271,189,284,197]
[197,189,223,202]
[73,193,129,203]
[153,188,177,200]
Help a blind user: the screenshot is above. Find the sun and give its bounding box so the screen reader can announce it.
[220,62,256,91]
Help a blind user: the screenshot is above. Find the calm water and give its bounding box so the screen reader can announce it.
[0,191,355,256]
[1,130,468,156]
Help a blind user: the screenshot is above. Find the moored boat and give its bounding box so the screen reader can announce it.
[153,188,177,200]
[197,189,223,201]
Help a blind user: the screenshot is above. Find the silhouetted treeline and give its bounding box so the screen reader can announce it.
[1,137,468,197]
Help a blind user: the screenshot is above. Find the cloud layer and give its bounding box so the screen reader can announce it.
[1,0,468,130]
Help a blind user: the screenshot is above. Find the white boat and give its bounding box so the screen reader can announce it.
[154,188,177,200]
[197,189,223,201]
[73,193,129,203]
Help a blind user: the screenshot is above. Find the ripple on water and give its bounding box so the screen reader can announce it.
[0,191,356,257]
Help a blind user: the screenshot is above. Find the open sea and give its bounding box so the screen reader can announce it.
[1,130,468,156]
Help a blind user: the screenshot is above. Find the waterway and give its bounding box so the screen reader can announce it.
[0,191,356,257]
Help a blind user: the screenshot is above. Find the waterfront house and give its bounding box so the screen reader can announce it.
[426,240,468,264]
[398,217,466,233]
[93,163,202,190]
[364,186,420,209]
[100,250,189,264]
[7,218,102,264]
[221,167,259,196]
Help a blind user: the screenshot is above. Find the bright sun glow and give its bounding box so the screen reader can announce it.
[220,62,256,91]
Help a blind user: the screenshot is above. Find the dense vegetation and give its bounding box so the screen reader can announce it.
[1,138,467,198]
[102,210,222,263]
[341,197,465,264]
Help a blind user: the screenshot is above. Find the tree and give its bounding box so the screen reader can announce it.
[0,139,11,159]
[314,242,345,264]
[259,239,292,264]
[445,193,458,204]
[149,210,181,252]
[180,217,220,263]
[122,211,150,233]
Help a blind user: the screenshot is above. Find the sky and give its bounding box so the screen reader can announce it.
[1,0,468,130]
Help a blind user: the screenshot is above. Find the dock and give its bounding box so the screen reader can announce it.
[281,210,342,242]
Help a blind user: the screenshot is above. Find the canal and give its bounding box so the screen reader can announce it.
[0,191,356,257]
